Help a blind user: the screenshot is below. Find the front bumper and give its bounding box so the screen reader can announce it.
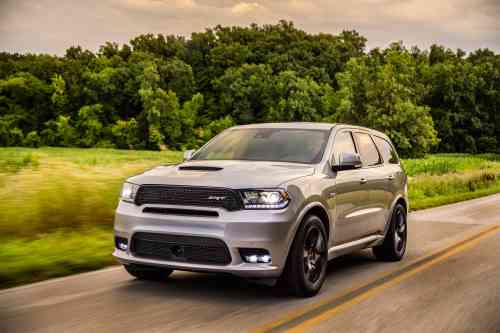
[113,201,298,278]
[113,249,281,278]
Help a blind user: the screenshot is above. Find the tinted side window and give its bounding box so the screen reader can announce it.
[332,131,357,164]
[354,132,381,166]
[373,136,399,164]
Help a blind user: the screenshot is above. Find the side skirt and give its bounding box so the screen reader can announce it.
[328,234,384,260]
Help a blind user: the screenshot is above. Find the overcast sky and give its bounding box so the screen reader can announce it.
[1,0,499,55]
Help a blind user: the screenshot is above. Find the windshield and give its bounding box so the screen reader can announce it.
[192,128,330,164]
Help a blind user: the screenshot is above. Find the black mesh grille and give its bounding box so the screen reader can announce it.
[142,207,219,217]
[131,232,231,265]
[135,185,242,211]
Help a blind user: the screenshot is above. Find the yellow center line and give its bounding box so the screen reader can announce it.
[251,225,500,333]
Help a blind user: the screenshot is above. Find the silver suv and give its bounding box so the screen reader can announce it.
[113,123,408,297]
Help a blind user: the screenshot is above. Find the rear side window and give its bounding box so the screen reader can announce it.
[373,136,399,164]
[353,132,381,166]
[332,131,357,164]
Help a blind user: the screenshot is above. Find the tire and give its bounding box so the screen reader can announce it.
[282,215,328,297]
[124,264,173,281]
[373,203,407,261]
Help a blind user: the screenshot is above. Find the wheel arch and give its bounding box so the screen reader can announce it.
[282,202,332,269]
[382,194,409,238]
[395,196,408,214]
[303,205,331,242]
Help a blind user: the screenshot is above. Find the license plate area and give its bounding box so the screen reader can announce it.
[133,239,188,262]
[130,232,232,265]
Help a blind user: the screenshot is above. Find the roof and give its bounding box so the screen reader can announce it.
[334,123,390,140]
[229,122,391,140]
[230,122,337,130]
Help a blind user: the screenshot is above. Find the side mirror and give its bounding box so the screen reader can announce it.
[183,149,195,161]
[332,152,362,172]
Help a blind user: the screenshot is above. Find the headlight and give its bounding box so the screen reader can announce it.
[240,189,290,209]
[121,182,139,203]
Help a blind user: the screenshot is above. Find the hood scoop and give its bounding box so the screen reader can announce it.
[178,165,223,171]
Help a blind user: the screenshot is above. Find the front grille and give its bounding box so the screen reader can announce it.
[135,185,242,211]
[131,232,231,265]
[142,207,219,217]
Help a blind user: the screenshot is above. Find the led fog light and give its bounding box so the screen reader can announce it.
[240,248,272,264]
[259,255,272,263]
[115,237,128,251]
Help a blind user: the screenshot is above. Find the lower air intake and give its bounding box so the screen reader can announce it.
[131,232,231,265]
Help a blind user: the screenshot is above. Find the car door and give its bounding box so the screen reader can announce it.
[351,131,387,235]
[373,135,405,222]
[327,130,371,244]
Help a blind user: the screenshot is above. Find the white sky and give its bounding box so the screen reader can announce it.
[0,0,499,55]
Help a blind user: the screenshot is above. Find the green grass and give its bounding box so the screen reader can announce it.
[403,153,500,176]
[0,228,113,288]
[2,148,500,288]
[403,154,500,210]
[0,147,182,288]
[0,147,182,237]
[0,149,39,174]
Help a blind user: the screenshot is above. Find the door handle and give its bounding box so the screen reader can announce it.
[387,174,395,181]
[360,178,368,184]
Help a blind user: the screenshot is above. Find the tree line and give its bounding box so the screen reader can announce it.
[1,21,499,157]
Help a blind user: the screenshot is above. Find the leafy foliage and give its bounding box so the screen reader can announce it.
[0,21,499,156]
[334,48,439,157]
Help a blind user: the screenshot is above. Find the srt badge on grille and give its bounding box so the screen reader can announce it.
[208,195,227,201]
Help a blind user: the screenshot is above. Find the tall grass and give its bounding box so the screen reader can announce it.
[402,154,500,176]
[408,171,500,209]
[0,149,39,174]
[402,154,500,209]
[0,147,182,237]
[2,148,500,288]
[0,147,182,288]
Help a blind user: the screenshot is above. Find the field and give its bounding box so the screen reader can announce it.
[2,148,500,288]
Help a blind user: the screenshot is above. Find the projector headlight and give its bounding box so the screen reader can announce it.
[240,189,290,209]
[121,182,139,203]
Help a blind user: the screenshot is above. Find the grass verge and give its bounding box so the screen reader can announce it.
[0,228,112,289]
[405,154,500,209]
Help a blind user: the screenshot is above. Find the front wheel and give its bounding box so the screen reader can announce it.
[124,264,173,281]
[373,203,407,261]
[282,215,328,297]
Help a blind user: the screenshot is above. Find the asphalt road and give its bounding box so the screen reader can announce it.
[2,194,500,333]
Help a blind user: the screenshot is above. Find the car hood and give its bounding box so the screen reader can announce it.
[128,160,315,188]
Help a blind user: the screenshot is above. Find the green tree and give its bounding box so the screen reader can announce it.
[111,118,140,149]
[51,74,67,115]
[178,93,204,148]
[196,115,235,143]
[213,64,273,123]
[138,62,183,149]
[267,71,335,122]
[335,50,438,157]
[424,49,500,153]
[23,131,41,147]
[0,73,53,135]
[0,115,24,146]
[157,58,195,102]
[41,115,77,147]
[0,22,498,153]
[131,34,187,59]
[76,104,105,147]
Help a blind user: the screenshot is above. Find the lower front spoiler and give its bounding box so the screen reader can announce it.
[113,250,282,278]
